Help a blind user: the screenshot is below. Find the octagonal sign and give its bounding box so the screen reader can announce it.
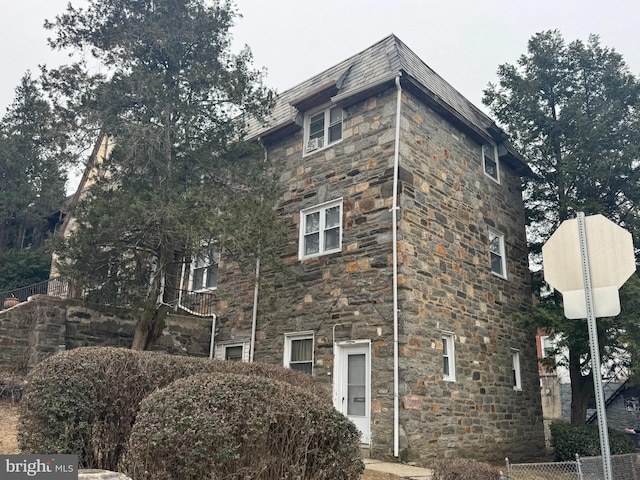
[542,214,635,319]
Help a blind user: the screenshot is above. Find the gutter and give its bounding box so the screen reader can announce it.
[392,73,403,458]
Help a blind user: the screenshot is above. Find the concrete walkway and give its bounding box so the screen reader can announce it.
[364,458,433,479]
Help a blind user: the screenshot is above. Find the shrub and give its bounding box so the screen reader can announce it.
[122,373,364,480]
[430,457,501,480]
[550,422,635,461]
[19,347,327,469]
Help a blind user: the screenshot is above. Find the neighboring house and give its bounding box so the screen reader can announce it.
[55,35,546,464]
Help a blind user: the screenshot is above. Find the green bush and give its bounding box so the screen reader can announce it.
[550,422,635,461]
[122,373,364,480]
[18,347,327,469]
[430,457,501,480]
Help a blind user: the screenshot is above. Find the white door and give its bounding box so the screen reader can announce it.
[334,342,371,444]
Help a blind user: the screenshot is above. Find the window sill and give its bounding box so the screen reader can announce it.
[302,139,342,158]
[491,271,507,280]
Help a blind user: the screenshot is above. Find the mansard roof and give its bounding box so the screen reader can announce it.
[247,34,531,176]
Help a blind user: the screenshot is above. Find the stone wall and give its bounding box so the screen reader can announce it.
[0,296,212,373]
[188,85,546,464]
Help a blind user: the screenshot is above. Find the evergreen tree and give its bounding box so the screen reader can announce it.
[47,0,281,350]
[0,74,70,290]
[484,30,640,423]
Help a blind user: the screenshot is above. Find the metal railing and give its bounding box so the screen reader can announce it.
[1,277,78,307]
[172,287,216,317]
[504,453,640,479]
[1,278,216,317]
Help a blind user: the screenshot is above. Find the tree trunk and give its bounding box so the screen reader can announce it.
[131,258,167,351]
[569,349,594,424]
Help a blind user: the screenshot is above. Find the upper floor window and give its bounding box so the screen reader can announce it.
[482,144,500,183]
[284,332,314,374]
[512,350,522,390]
[442,333,456,382]
[304,105,343,154]
[489,229,507,279]
[188,248,220,291]
[299,199,342,259]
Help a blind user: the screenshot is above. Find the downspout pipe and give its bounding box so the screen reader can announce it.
[392,73,403,458]
[249,143,268,362]
[208,314,217,359]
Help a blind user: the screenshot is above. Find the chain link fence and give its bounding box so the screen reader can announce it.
[503,453,640,480]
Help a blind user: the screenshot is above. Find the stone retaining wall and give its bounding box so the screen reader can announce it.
[0,296,212,373]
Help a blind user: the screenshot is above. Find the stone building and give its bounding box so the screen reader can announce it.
[200,35,545,463]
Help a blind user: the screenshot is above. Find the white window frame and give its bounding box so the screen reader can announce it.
[284,331,314,375]
[299,198,343,260]
[489,229,507,279]
[540,335,555,358]
[188,248,220,292]
[214,341,248,362]
[482,143,500,183]
[303,104,343,155]
[512,349,522,390]
[442,333,456,382]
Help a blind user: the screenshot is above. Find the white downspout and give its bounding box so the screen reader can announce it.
[392,73,402,458]
[249,144,268,363]
[208,314,217,359]
[249,257,260,362]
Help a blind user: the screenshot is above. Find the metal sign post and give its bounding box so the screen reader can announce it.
[542,212,636,480]
[576,212,613,480]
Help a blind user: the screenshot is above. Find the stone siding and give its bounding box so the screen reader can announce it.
[200,86,545,463]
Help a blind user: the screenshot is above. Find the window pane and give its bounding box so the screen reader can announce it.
[225,346,243,361]
[489,232,500,254]
[329,107,342,124]
[491,252,503,275]
[309,113,324,139]
[329,123,342,143]
[325,205,340,228]
[324,227,340,251]
[485,158,497,178]
[347,354,366,416]
[193,267,205,290]
[304,233,320,255]
[443,356,450,377]
[305,212,320,234]
[291,338,312,362]
[205,265,218,288]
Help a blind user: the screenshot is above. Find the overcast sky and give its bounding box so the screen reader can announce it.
[2,0,640,190]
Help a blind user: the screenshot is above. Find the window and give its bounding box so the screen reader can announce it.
[284,332,314,374]
[225,345,244,361]
[512,350,522,390]
[214,341,248,362]
[188,249,220,291]
[541,336,555,358]
[489,229,506,278]
[304,105,343,154]
[442,334,456,381]
[482,144,500,183]
[299,199,342,259]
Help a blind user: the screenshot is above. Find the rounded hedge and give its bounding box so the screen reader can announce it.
[122,373,364,480]
[19,347,328,469]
